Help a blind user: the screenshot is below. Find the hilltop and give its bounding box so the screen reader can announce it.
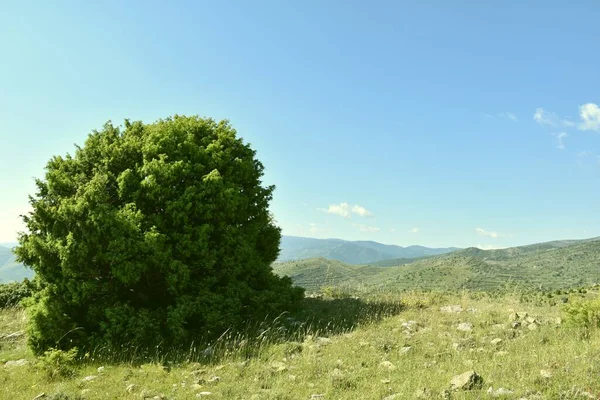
[273,237,600,292]
[278,236,459,264]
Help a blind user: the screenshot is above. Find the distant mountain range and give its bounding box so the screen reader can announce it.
[273,237,600,292]
[278,236,459,264]
[0,245,33,283]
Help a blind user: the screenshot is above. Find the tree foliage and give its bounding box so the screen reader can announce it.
[16,116,303,354]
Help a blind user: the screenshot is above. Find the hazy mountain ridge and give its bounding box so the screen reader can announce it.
[274,237,600,292]
[0,245,33,283]
[278,236,459,264]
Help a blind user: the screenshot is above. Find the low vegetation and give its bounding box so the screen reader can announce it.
[2,286,600,399]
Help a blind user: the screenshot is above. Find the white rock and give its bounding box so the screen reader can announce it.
[400,346,412,355]
[97,366,105,373]
[440,305,463,313]
[457,322,473,332]
[82,375,97,382]
[490,338,503,346]
[3,359,29,368]
[379,361,396,370]
[540,369,553,378]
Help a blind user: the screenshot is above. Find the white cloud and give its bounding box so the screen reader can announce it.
[576,151,594,166]
[475,227,510,239]
[325,202,350,218]
[499,112,517,121]
[534,103,600,131]
[353,223,380,233]
[578,103,600,132]
[321,202,373,218]
[553,132,568,150]
[534,108,559,126]
[351,205,373,217]
[409,227,419,233]
[476,244,506,250]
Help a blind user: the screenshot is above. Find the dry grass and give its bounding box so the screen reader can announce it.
[1,289,600,399]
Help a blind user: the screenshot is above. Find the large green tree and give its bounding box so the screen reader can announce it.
[16,116,303,353]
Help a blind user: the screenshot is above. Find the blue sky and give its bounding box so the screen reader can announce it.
[1,1,599,248]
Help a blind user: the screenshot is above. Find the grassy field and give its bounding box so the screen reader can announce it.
[2,287,600,399]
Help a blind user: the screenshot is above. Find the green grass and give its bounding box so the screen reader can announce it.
[2,288,600,399]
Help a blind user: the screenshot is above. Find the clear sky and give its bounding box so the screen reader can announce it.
[1,1,599,249]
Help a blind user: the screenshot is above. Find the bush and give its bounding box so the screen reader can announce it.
[36,347,79,380]
[0,280,32,308]
[15,116,304,354]
[563,297,600,329]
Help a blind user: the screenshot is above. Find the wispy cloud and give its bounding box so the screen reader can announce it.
[320,203,374,218]
[475,227,510,239]
[553,132,568,150]
[499,112,517,121]
[353,223,380,233]
[534,103,600,131]
[578,103,600,132]
[308,222,325,234]
[409,227,419,233]
[486,112,518,121]
[534,108,563,126]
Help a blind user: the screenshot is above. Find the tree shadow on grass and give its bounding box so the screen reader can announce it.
[86,294,406,366]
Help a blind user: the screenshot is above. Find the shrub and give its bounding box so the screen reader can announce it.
[563,297,600,329]
[0,280,32,308]
[15,116,304,354]
[36,347,79,380]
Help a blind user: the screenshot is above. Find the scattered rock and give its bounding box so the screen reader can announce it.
[509,313,518,322]
[288,374,296,381]
[381,379,391,384]
[450,370,483,391]
[414,388,432,398]
[0,331,24,340]
[440,305,463,313]
[516,312,529,319]
[527,323,538,331]
[495,351,509,357]
[196,392,212,398]
[190,384,203,391]
[32,394,46,400]
[487,387,514,397]
[310,395,325,399]
[511,321,521,329]
[82,375,97,382]
[399,346,412,355]
[490,338,503,346]
[97,366,105,373]
[525,317,537,324]
[271,361,287,372]
[457,322,473,332]
[3,359,29,368]
[440,389,452,399]
[126,384,138,393]
[540,369,553,379]
[207,376,220,384]
[382,394,399,400]
[379,361,396,371]
[316,337,332,346]
[555,317,563,325]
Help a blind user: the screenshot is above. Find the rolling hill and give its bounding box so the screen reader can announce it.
[278,236,459,264]
[273,237,600,292]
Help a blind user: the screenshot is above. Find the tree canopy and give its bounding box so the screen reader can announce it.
[16,115,303,353]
